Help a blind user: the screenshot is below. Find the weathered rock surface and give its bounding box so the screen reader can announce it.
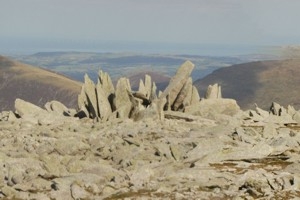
[185,98,241,118]
[78,71,114,121]
[160,60,195,110]
[1,106,300,199]
[45,100,76,116]
[1,61,300,199]
[206,83,222,99]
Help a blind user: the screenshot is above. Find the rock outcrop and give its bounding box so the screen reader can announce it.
[206,83,222,99]
[160,60,198,111]
[75,61,202,121]
[78,71,114,121]
[1,61,300,199]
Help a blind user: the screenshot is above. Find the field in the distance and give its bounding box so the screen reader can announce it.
[13,52,273,85]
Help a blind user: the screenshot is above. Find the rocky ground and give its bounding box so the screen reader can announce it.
[1,61,300,199]
[1,106,300,199]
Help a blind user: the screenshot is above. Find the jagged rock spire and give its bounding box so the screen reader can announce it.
[206,83,222,99]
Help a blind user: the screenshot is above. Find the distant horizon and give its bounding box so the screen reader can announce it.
[0,39,273,57]
[2,1,300,57]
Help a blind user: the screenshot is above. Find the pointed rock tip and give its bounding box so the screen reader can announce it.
[84,73,94,84]
[182,60,195,67]
[84,73,89,80]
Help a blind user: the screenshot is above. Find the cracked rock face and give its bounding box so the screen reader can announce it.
[1,61,300,199]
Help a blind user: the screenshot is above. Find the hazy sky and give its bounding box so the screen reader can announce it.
[1,0,300,53]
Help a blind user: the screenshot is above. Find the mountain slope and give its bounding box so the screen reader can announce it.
[0,55,82,111]
[128,71,170,91]
[194,59,300,110]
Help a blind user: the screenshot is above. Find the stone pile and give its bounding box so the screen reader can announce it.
[1,60,300,199]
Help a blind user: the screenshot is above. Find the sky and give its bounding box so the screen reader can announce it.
[1,0,300,54]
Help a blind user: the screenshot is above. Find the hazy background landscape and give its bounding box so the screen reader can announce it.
[2,1,300,199]
[1,0,300,110]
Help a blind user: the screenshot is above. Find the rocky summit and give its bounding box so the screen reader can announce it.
[1,61,300,199]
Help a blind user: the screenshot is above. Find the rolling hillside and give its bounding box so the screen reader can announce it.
[0,55,82,111]
[194,59,300,110]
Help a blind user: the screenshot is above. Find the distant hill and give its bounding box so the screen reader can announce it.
[128,71,171,91]
[0,55,82,111]
[194,59,300,110]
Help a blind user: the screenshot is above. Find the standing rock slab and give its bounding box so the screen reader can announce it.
[96,82,112,121]
[98,70,115,111]
[190,86,200,105]
[173,77,193,111]
[138,75,157,102]
[83,74,98,118]
[98,70,115,96]
[206,83,222,99]
[160,60,195,109]
[115,77,132,118]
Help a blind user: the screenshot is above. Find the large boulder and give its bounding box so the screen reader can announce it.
[115,77,132,118]
[15,98,47,117]
[45,100,76,116]
[14,98,69,125]
[185,98,241,118]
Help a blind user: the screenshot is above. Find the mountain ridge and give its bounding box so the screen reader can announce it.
[194,59,300,110]
[0,55,82,111]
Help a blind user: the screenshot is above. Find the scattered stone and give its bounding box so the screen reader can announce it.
[1,61,300,199]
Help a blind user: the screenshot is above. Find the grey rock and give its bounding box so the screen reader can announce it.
[255,104,270,118]
[206,83,222,99]
[15,98,47,117]
[138,74,157,102]
[138,79,146,95]
[287,105,297,116]
[115,77,132,118]
[45,100,72,116]
[262,123,278,139]
[190,86,200,105]
[173,77,193,111]
[96,82,112,121]
[160,60,195,110]
[98,70,115,111]
[170,144,185,161]
[0,111,17,121]
[70,183,90,200]
[292,111,300,123]
[270,102,286,116]
[185,98,241,117]
[133,99,160,121]
[144,74,152,99]
[98,70,115,96]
